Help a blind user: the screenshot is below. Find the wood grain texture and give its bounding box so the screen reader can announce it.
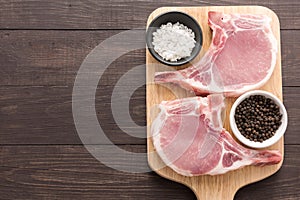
[0,30,299,87]
[146,6,284,200]
[0,0,299,30]
[0,1,299,199]
[0,145,299,200]
[0,145,197,200]
[0,30,143,86]
[0,86,298,145]
[0,86,145,145]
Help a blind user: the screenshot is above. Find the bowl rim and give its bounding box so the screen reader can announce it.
[229,90,288,149]
[146,11,203,66]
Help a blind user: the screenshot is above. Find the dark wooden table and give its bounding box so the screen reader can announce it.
[0,1,299,199]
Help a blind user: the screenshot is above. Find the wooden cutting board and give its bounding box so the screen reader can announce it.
[146,6,283,200]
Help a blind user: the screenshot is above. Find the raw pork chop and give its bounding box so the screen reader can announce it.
[151,95,282,176]
[155,12,277,96]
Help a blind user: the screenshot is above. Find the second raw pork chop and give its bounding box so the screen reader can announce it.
[155,12,278,96]
[151,95,282,176]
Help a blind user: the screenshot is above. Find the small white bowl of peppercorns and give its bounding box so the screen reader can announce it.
[230,90,288,149]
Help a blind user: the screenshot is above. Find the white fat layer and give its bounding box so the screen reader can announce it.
[223,15,278,96]
[185,15,278,96]
[152,96,226,176]
[208,139,252,175]
[152,14,277,176]
[151,97,208,176]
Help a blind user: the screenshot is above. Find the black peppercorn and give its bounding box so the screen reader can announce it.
[234,95,282,143]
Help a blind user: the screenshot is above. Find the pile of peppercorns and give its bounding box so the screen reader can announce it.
[234,95,282,143]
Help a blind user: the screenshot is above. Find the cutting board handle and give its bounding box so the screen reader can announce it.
[147,6,283,200]
[191,185,237,200]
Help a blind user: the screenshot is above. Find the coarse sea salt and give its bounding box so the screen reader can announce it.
[152,22,196,62]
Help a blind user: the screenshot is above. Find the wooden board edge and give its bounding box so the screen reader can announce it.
[146,5,284,199]
[146,5,281,26]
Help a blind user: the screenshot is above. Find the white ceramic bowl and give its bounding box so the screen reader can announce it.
[230,90,288,149]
